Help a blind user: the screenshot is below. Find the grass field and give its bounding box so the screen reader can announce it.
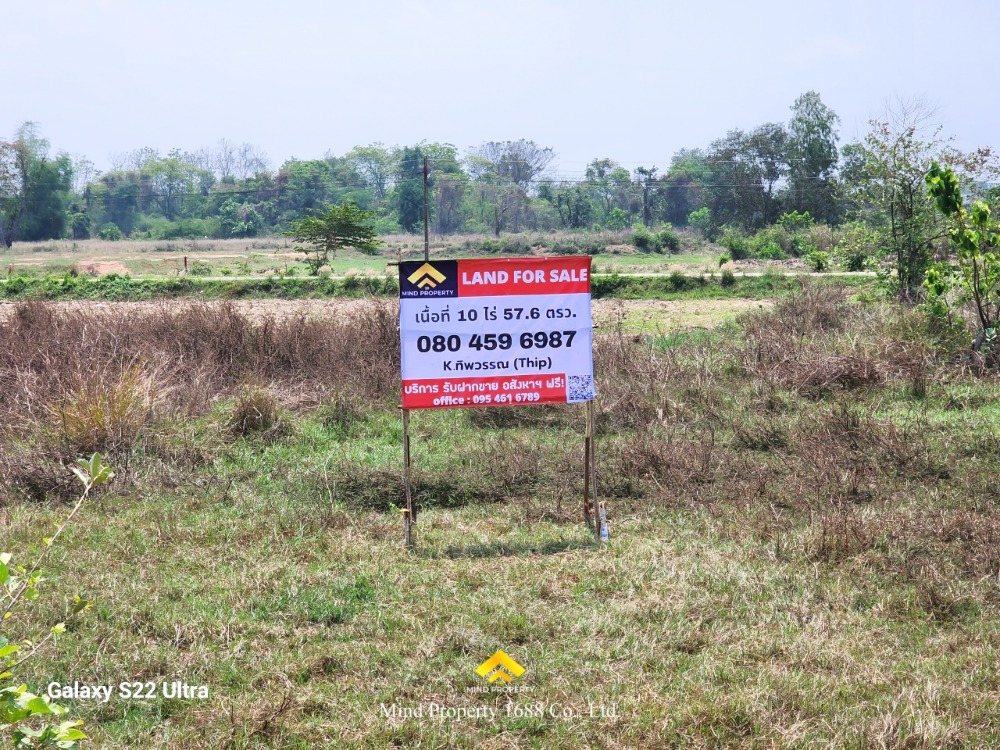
[3,286,1000,748]
[1,232,810,281]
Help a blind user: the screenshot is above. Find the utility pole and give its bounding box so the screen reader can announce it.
[423,156,430,262]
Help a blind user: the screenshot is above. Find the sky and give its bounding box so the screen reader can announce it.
[5,0,999,177]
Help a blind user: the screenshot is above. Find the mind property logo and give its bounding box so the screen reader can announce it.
[475,650,525,684]
[407,262,447,289]
[399,260,458,297]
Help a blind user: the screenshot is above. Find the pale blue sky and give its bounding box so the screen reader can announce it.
[5,0,997,174]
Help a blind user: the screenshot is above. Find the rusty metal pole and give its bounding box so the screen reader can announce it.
[588,399,602,541]
[402,408,414,548]
[583,403,592,524]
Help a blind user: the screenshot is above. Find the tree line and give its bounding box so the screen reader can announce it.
[2,91,997,296]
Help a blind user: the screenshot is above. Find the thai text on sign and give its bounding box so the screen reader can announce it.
[399,257,595,409]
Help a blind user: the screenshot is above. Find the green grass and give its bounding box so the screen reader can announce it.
[11,402,1000,748]
[5,290,1000,748]
[0,270,874,302]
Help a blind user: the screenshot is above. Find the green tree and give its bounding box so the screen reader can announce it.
[345,143,396,205]
[662,149,710,226]
[925,161,1000,350]
[706,124,788,229]
[393,147,425,233]
[0,123,74,247]
[843,100,993,299]
[218,198,263,238]
[786,91,841,223]
[285,202,381,274]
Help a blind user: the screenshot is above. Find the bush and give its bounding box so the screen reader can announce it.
[97,223,122,241]
[229,386,280,436]
[805,250,831,272]
[756,242,786,261]
[189,260,213,276]
[777,211,814,232]
[630,227,657,253]
[606,208,629,231]
[720,268,737,287]
[656,227,681,254]
[752,225,793,257]
[718,226,751,260]
[56,364,152,457]
[688,207,713,238]
[718,253,732,267]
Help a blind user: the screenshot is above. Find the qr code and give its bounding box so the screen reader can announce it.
[567,374,595,403]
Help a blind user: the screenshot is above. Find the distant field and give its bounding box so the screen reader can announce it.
[0,233,806,280]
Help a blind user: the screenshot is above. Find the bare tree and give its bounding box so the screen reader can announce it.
[127,147,159,171]
[214,138,237,180]
[235,143,269,180]
[70,154,99,195]
[468,140,555,191]
[107,151,129,172]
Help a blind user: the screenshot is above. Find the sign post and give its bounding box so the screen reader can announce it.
[398,256,602,546]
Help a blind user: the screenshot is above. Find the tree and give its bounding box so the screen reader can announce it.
[706,124,788,229]
[219,198,263,238]
[345,143,396,204]
[787,91,841,223]
[661,149,710,226]
[925,161,1000,351]
[541,182,594,229]
[585,158,634,224]
[843,99,994,299]
[0,123,74,247]
[393,147,425,233]
[468,140,554,190]
[285,202,381,273]
[0,137,31,248]
[634,166,659,227]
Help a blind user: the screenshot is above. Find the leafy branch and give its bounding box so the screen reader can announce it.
[1,453,114,749]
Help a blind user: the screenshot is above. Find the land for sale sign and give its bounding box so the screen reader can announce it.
[399,257,595,409]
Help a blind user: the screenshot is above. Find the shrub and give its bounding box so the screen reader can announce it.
[718,253,732,266]
[189,260,213,276]
[721,268,737,287]
[752,225,793,257]
[97,223,122,241]
[777,211,814,232]
[756,242,787,261]
[688,207,713,238]
[56,364,153,458]
[805,250,831,272]
[630,227,657,253]
[229,385,280,436]
[718,226,751,260]
[656,227,681,254]
[835,221,878,271]
[606,208,629,231]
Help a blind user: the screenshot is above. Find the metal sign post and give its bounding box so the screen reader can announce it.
[401,407,415,547]
[397,256,603,549]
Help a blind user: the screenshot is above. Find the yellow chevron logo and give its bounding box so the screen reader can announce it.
[407,262,447,289]
[475,650,525,684]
